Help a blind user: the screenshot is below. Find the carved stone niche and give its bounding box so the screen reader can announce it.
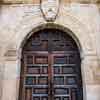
[4,49,17,61]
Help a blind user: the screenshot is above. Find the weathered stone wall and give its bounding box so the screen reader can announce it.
[0,3,100,100]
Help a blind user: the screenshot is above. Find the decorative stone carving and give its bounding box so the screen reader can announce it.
[40,0,60,22]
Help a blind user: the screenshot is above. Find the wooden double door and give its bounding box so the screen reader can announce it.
[19,29,83,100]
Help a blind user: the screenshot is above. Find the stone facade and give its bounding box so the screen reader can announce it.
[0,1,100,100]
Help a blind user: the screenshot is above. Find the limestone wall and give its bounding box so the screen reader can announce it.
[0,3,100,100]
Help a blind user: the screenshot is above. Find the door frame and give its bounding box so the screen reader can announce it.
[18,26,84,100]
[17,23,88,100]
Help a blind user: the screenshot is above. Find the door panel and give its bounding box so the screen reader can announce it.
[24,52,49,100]
[51,53,78,100]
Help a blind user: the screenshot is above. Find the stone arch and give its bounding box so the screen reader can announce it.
[16,9,96,57]
[20,23,82,57]
[18,21,88,99]
[19,27,84,100]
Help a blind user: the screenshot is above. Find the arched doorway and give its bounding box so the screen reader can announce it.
[19,29,83,100]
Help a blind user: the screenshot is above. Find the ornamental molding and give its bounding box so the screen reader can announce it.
[40,0,61,22]
[4,49,17,61]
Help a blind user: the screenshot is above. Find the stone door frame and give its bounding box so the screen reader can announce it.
[18,23,86,100]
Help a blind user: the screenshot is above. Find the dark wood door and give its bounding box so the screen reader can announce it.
[19,29,83,100]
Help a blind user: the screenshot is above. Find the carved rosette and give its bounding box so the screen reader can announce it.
[40,0,60,22]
